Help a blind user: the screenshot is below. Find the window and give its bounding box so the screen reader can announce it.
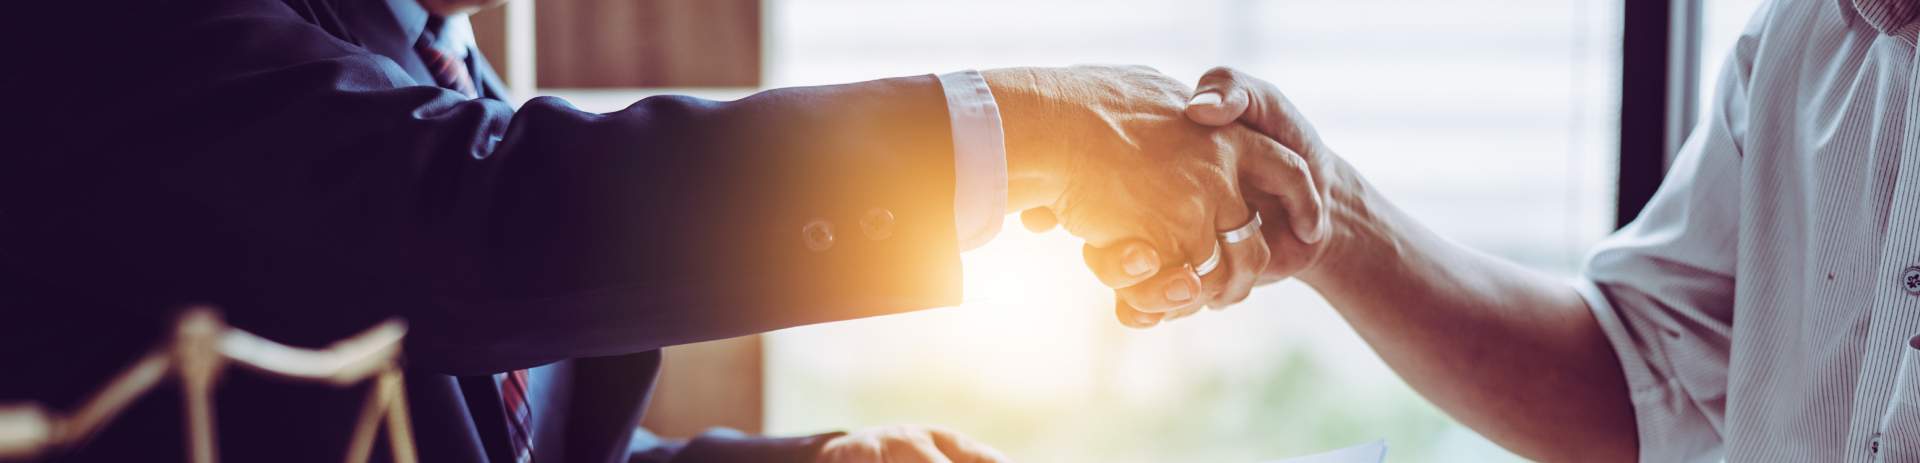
[759,1,1621,460]
[1699,0,1769,117]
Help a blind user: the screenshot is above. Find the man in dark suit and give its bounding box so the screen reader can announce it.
[0,0,1329,461]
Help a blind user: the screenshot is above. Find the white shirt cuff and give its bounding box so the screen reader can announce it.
[936,70,1007,252]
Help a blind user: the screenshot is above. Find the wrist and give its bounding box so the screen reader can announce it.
[1295,156,1380,287]
[982,67,1076,212]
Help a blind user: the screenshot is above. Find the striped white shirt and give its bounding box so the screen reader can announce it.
[1576,0,1920,460]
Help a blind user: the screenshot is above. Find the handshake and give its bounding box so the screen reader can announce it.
[981,65,1341,327]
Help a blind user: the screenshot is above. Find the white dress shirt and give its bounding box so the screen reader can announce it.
[1577,0,1920,460]
[938,70,1009,251]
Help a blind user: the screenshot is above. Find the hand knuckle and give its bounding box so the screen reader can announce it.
[1203,65,1238,81]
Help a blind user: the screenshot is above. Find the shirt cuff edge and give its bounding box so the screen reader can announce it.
[937,70,1008,252]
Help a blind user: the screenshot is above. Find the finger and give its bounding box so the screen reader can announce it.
[884,433,953,463]
[1235,131,1327,243]
[1115,298,1162,329]
[1196,241,1231,304]
[1083,240,1162,289]
[1189,240,1232,314]
[928,428,1015,463]
[1186,66,1255,126]
[1186,171,1256,305]
[1019,208,1058,232]
[1131,188,1238,316]
[1117,263,1204,313]
[1160,304,1203,322]
[1193,66,1297,135]
[1248,191,1319,283]
[1208,216,1271,310]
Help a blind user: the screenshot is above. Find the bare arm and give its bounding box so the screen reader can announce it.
[1185,67,1638,462]
[1298,156,1635,461]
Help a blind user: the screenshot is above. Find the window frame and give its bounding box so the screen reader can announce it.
[1617,0,1702,228]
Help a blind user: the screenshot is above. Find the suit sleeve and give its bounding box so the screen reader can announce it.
[25,0,964,374]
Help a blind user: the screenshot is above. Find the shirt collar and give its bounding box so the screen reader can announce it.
[1838,0,1920,41]
[384,0,472,59]
[385,0,431,46]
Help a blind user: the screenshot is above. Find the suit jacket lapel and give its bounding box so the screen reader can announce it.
[459,375,517,462]
[406,373,491,462]
[334,0,436,86]
[564,351,663,463]
[470,47,512,102]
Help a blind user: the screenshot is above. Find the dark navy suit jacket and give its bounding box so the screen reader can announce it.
[1,0,965,461]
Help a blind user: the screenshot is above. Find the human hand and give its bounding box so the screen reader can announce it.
[1182,66,1342,286]
[814,425,1011,463]
[984,66,1328,328]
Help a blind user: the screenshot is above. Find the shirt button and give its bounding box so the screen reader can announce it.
[1902,265,1920,295]
[802,219,835,252]
[860,208,895,241]
[1872,432,1883,454]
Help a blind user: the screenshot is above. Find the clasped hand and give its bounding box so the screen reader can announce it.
[982,66,1332,327]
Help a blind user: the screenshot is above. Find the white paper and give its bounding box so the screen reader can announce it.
[1260,440,1387,463]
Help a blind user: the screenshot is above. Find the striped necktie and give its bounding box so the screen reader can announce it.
[499,369,534,463]
[419,17,528,461]
[415,18,479,99]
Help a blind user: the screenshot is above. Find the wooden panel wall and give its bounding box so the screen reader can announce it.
[535,0,762,88]
[471,0,761,89]
[470,7,511,83]
[639,336,765,436]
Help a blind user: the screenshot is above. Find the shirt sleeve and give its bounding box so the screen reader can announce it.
[937,70,1008,251]
[1575,7,1764,460]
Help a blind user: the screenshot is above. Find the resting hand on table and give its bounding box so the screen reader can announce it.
[815,425,1010,463]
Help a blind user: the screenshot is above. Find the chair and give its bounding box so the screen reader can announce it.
[0,307,415,463]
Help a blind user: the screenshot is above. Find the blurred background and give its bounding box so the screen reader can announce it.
[468,0,1767,460]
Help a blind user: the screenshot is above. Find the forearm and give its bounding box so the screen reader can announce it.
[1298,159,1636,461]
[418,79,967,372]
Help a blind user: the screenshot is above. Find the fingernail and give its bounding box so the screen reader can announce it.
[1187,92,1222,107]
[1165,279,1193,302]
[1134,312,1159,326]
[1122,246,1158,276]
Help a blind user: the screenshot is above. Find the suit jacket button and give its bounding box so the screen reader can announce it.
[802,219,835,252]
[861,208,895,241]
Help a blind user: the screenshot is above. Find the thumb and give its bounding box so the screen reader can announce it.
[1185,67,1255,126]
[1236,131,1327,243]
[927,427,1016,463]
[1185,89,1249,127]
[1018,207,1059,232]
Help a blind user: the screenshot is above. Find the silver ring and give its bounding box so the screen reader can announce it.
[1219,212,1262,244]
[1194,241,1223,276]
